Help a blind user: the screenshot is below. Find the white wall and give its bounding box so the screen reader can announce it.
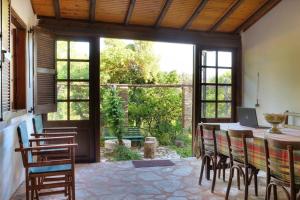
[242,0,300,125]
[0,1,36,199]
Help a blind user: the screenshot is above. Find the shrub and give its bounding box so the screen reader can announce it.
[171,133,193,158]
[171,145,192,158]
[102,87,125,145]
[112,145,142,161]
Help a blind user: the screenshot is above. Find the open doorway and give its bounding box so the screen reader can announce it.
[99,38,194,162]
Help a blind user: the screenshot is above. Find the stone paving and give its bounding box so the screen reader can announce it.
[12,158,288,200]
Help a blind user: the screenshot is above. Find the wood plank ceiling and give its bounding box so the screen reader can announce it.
[31,0,281,33]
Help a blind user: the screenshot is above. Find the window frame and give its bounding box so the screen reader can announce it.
[198,47,238,123]
[49,39,91,121]
[11,11,27,110]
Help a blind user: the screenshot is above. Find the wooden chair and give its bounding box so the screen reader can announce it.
[198,124,228,193]
[15,121,77,200]
[264,138,300,200]
[225,129,259,200]
[32,115,77,159]
[32,114,77,135]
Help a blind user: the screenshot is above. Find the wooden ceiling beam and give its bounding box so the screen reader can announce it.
[38,18,241,48]
[182,0,208,30]
[210,0,244,32]
[154,0,173,28]
[235,0,281,33]
[53,0,61,19]
[124,0,136,25]
[89,0,96,21]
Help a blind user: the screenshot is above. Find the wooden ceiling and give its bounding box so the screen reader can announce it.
[31,0,281,33]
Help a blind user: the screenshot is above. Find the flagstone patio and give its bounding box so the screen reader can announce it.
[12,158,287,200]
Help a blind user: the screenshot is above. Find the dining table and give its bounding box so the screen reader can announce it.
[198,123,300,179]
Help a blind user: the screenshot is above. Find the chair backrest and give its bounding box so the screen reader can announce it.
[265,138,300,185]
[17,121,33,165]
[227,129,253,164]
[32,114,44,134]
[200,124,220,156]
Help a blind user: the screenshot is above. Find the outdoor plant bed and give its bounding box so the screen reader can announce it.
[100,146,181,162]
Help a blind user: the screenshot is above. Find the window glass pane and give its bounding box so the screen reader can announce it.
[218,86,232,101]
[57,82,68,100]
[218,103,231,118]
[48,102,68,121]
[70,82,89,100]
[202,103,215,118]
[202,68,216,83]
[57,61,68,79]
[202,85,216,101]
[70,41,89,60]
[202,50,216,66]
[218,51,232,67]
[70,62,89,80]
[218,69,231,84]
[56,41,68,59]
[70,102,89,120]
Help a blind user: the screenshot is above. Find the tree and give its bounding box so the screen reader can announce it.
[100,39,159,84]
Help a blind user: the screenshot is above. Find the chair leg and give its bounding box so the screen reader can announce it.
[32,177,39,200]
[254,171,258,196]
[206,158,211,180]
[266,184,272,200]
[273,185,278,200]
[222,162,226,182]
[71,175,75,200]
[225,167,234,200]
[25,175,29,200]
[218,161,221,179]
[199,156,206,185]
[237,168,241,190]
[211,159,217,193]
[244,167,249,200]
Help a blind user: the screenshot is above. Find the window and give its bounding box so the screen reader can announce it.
[200,50,233,121]
[48,40,90,121]
[11,22,26,110]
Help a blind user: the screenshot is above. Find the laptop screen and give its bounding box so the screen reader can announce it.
[237,107,259,128]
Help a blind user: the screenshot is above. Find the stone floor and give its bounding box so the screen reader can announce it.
[12,158,288,200]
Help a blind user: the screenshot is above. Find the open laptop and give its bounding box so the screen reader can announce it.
[237,107,268,128]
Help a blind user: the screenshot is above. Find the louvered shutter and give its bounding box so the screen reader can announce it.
[33,28,56,114]
[1,0,11,115]
[2,57,10,113]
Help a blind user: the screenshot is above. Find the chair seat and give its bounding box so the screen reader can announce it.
[30,164,71,174]
[41,148,67,152]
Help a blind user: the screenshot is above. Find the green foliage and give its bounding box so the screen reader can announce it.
[112,145,142,161]
[100,39,187,147]
[102,88,125,145]
[128,84,182,145]
[170,133,192,158]
[100,39,159,84]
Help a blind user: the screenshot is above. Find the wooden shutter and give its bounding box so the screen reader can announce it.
[0,0,11,117]
[2,56,10,113]
[33,28,56,114]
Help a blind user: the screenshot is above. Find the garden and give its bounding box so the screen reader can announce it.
[99,39,193,161]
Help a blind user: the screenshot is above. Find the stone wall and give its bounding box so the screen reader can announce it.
[182,86,193,129]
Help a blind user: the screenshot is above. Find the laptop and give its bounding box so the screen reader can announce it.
[237,107,268,128]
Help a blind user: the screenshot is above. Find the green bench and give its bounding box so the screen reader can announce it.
[102,127,144,144]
